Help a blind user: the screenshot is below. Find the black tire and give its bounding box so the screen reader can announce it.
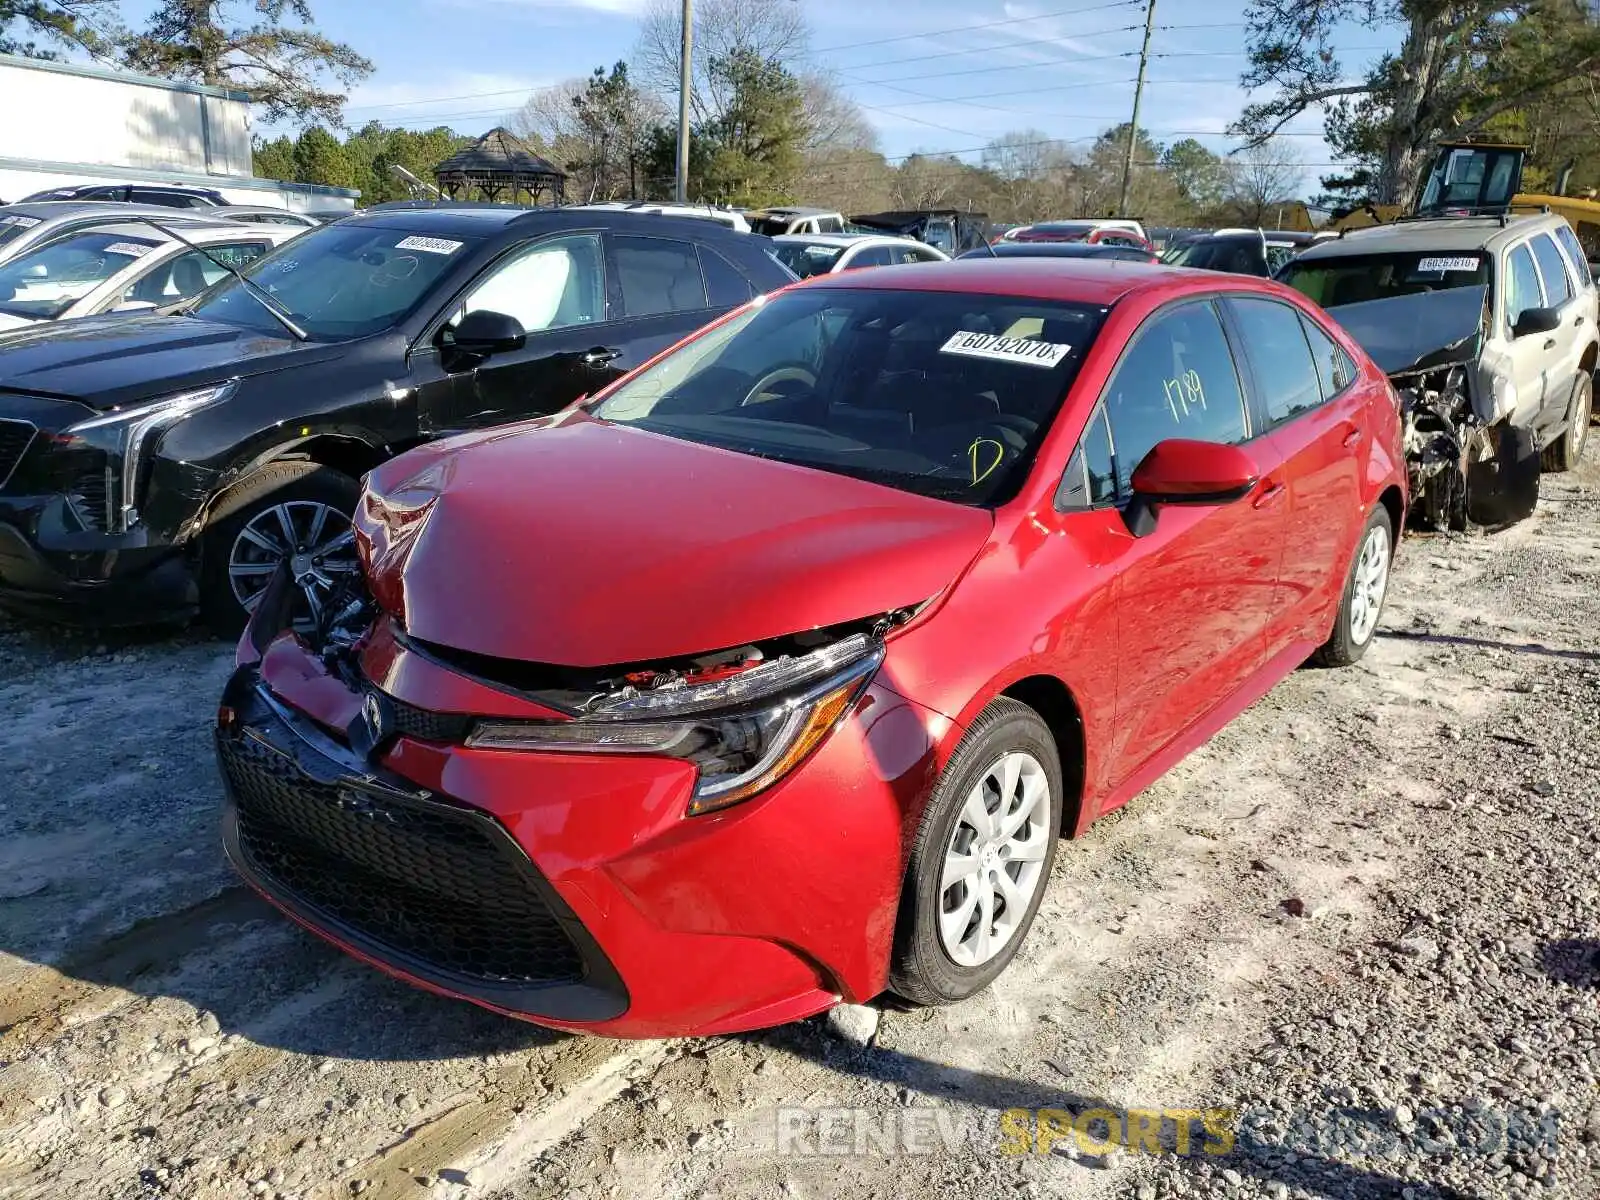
[888,697,1063,1007]
[197,461,360,638]
[1542,372,1592,473]
[1315,505,1394,668]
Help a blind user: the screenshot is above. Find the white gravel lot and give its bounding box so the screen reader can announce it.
[2,454,1598,1200]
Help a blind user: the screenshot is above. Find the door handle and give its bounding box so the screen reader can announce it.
[1576,315,1587,327]
[1252,481,1287,510]
[1544,337,1558,350]
[1342,426,1363,448]
[581,346,623,367]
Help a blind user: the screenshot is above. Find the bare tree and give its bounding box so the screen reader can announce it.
[509,65,664,201]
[634,0,807,123]
[1226,140,1307,225]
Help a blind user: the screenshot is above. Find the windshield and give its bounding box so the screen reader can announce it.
[1279,250,1491,308]
[191,223,479,340]
[1416,146,1521,215]
[0,230,161,319]
[1323,285,1488,376]
[590,288,1107,506]
[751,216,793,237]
[1167,238,1267,275]
[774,241,846,278]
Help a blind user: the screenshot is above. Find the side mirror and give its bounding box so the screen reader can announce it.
[1123,439,1262,537]
[1512,305,1561,339]
[452,309,526,355]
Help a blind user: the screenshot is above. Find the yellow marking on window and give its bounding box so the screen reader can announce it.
[969,438,1006,485]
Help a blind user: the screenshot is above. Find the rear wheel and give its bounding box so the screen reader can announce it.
[889,698,1062,1006]
[1316,505,1393,667]
[197,462,360,638]
[1542,372,1592,473]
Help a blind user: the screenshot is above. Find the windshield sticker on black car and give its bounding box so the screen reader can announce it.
[1416,256,1480,273]
[1,215,41,228]
[395,235,463,256]
[939,331,1071,368]
[102,242,153,258]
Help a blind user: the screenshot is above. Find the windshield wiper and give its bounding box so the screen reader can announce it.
[119,216,309,342]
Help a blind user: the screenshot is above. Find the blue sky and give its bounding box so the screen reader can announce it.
[210,0,1401,189]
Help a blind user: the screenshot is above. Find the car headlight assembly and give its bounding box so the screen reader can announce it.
[466,634,886,815]
[59,380,239,531]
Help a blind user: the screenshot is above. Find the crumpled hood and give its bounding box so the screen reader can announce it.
[356,411,994,667]
[0,313,340,409]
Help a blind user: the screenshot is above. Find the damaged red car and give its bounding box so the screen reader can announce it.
[215,259,1406,1038]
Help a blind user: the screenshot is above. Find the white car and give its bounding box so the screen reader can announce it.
[771,233,949,278]
[0,221,302,330]
[567,201,751,233]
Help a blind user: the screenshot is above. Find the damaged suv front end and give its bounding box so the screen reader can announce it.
[1327,285,1539,529]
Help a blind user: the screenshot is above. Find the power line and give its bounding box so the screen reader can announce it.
[812,0,1140,55]
[831,23,1140,80]
[345,86,545,115]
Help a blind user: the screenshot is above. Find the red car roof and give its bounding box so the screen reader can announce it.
[802,258,1189,308]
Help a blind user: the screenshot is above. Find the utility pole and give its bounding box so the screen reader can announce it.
[675,0,693,203]
[1119,0,1156,217]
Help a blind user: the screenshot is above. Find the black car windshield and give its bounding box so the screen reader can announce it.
[1279,250,1490,307]
[589,288,1108,506]
[190,223,480,339]
[1166,237,1267,275]
[774,241,846,278]
[0,230,162,319]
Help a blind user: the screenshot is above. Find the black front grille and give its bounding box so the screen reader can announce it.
[0,419,35,489]
[389,697,474,744]
[219,728,584,985]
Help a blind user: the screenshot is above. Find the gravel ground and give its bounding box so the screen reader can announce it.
[3,454,1599,1200]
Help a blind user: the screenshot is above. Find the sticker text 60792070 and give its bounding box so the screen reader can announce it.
[940,331,1072,369]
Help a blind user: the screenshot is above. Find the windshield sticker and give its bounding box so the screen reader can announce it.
[1416,255,1480,273]
[939,331,1071,368]
[102,241,153,258]
[395,235,463,255]
[1164,370,1208,422]
[1,215,41,228]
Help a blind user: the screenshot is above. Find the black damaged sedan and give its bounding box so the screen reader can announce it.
[0,206,793,632]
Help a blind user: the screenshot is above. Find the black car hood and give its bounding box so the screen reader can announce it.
[0,313,345,409]
[1325,285,1487,379]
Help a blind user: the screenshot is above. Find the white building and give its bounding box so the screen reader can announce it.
[0,53,358,215]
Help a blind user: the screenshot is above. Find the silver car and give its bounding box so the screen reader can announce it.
[0,221,302,330]
[0,202,229,267]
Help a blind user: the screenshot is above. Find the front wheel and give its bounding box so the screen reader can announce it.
[197,462,361,638]
[889,698,1062,1006]
[1316,505,1394,667]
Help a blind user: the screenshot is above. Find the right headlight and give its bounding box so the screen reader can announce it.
[58,380,239,531]
[466,634,885,815]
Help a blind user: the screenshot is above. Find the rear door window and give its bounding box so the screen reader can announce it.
[1226,297,1324,428]
[1299,315,1356,400]
[613,235,708,317]
[1553,223,1591,282]
[698,246,754,306]
[1530,233,1574,307]
[1102,300,1250,492]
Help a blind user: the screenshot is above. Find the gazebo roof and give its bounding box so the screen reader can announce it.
[435,127,566,184]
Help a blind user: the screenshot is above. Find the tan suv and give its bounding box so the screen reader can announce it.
[1280,212,1598,526]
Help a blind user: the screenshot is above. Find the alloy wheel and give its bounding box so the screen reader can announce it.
[1348,522,1391,646]
[938,751,1052,967]
[227,500,359,629]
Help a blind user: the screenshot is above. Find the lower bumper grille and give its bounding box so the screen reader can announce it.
[220,724,584,986]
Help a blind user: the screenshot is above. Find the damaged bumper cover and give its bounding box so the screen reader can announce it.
[219,615,953,1037]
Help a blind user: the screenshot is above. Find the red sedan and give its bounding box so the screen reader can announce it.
[215,259,1405,1038]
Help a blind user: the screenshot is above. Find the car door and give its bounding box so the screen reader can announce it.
[1075,299,1288,789]
[1226,295,1367,650]
[1503,240,1552,427]
[1528,230,1587,438]
[602,231,728,367]
[416,231,613,435]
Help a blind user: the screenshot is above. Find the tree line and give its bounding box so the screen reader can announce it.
[7,0,1600,219]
